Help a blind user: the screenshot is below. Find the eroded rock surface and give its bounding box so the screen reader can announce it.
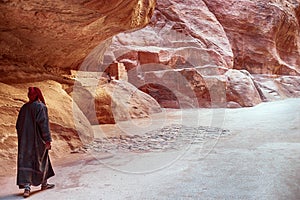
[72,75,162,124]
[225,69,262,107]
[0,0,157,173]
[1,0,300,175]
[203,0,300,75]
[0,0,156,83]
[0,80,93,175]
[93,0,300,108]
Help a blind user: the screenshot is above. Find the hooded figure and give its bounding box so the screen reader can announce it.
[16,87,55,197]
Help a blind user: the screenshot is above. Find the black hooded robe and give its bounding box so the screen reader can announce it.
[16,101,55,188]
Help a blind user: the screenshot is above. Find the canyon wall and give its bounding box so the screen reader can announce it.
[0,0,156,83]
[203,0,300,75]
[0,0,157,174]
[96,0,300,108]
[1,0,300,173]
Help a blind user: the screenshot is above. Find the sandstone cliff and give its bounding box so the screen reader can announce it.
[203,0,300,75]
[0,0,157,175]
[0,0,155,83]
[94,0,300,108]
[1,0,300,175]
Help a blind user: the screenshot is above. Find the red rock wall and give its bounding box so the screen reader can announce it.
[0,0,157,174]
[94,0,300,108]
[203,0,300,75]
[1,0,300,120]
[1,0,300,174]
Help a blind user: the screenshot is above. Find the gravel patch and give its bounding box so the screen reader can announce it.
[83,124,230,153]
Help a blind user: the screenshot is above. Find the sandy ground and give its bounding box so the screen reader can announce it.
[0,98,299,200]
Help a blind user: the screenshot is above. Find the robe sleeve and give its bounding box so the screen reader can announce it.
[16,105,25,135]
[36,103,52,142]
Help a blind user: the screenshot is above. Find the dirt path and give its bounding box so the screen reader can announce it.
[0,98,299,200]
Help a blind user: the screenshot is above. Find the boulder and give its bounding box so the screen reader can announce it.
[72,76,162,124]
[225,69,262,107]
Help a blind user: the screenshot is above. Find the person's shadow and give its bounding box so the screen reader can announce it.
[0,189,45,199]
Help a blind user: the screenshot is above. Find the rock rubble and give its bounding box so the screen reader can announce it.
[84,124,230,153]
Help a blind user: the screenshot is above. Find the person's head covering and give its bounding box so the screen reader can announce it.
[28,87,46,105]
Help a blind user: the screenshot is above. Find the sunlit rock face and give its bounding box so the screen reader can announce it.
[0,81,93,175]
[203,0,300,75]
[72,75,162,124]
[0,0,157,175]
[0,0,156,83]
[1,0,300,171]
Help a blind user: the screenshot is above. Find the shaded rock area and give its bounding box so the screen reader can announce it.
[140,68,212,108]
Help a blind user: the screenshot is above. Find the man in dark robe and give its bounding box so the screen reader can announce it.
[16,87,55,197]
